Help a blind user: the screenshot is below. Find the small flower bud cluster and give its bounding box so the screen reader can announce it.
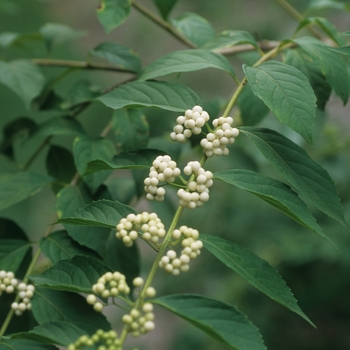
[0,271,35,316]
[177,161,213,209]
[170,105,210,143]
[122,302,155,338]
[67,329,120,350]
[159,226,203,275]
[144,155,181,201]
[200,116,239,157]
[116,212,166,246]
[87,272,130,312]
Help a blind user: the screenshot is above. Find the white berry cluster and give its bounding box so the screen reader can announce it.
[177,161,213,209]
[67,329,120,350]
[200,116,239,157]
[0,271,35,316]
[144,155,181,202]
[87,272,130,312]
[116,212,166,246]
[122,302,155,338]
[170,105,210,143]
[159,226,203,275]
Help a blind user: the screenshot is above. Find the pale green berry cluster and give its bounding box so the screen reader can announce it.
[200,116,239,157]
[159,226,203,275]
[177,161,213,209]
[170,105,210,143]
[0,271,35,316]
[116,212,166,246]
[144,155,181,201]
[67,329,121,350]
[122,302,155,338]
[87,272,130,312]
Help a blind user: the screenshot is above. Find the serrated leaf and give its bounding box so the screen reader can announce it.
[153,0,177,19]
[0,59,45,108]
[0,172,53,211]
[284,48,331,111]
[31,288,110,334]
[295,37,350,104]
[153,294,266,350]
[90,42,141,73]
[243,61,316,144]
[29,255,111,293]
[0,339,57,350]
[201,30,259,51]
[239,127,347,228]
[139,49,236,81]
[112,108,149,151]
[213,169,330,243]
[85,149,165,175]
[171,13,215,47]
[0,239,31,272]
[200,235,314,326]
[40,231,99,264]
[56,199,135,229]
[98,81,202,112]
[73,136,115,193]
[97,0,131,33]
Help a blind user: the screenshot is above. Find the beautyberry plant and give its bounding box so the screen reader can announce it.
[0,1,349,350]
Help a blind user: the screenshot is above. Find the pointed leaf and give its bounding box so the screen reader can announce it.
[0,239,31,272]
[85,149,165,175]
[239,127,347,228]
[153,0,177,19]
[90,42,141,73]
[138,49,236,81]
[284,48,331,110]
[97,0,131,33]
[29,255,111,293]
[306,0,350,12]
[0,172,53,211]
[0,339,57,350]
[244,61,316,143]
[200,234,314,326]
[0,59,45,108]
[201,30,259,51]
[153,294,266,350]
[171,13,215,47]
[295,37,350,104]
[0,218,28,240]
[98,81,201,112]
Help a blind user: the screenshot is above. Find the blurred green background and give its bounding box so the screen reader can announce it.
[1,0,350,349]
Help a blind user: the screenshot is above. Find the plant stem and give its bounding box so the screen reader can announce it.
[131,1,197,48]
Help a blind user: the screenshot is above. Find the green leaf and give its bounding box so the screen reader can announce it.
[85,149,165,175]
[90,42,142,73]
[153,294,266,350]
[40,231,98,264]
[139,49,236,81]
[201,30,259,51]
[0,239,31,272]
[328,45,350,56]
[39,23,86,52]
[305,0,350,13]
[0,339,57,350]
[31,288,110,333]
[239,127,347,228]
[237,84,269,126]
[0,218,28,240]
[73,136,115,193]
[56,199,135,229]
[96,0,131,33]
[112,108,149,151]
[0,172,53,212]
[153,0,177,19]
[200,235,314,326]
[0,59,45,108]
[214,169,330,243]
[171,13,215,47]
[243,61,316,144]
[98,81,202,112]
[295,37,350,104]
[29,255,111,293]
[284,48,331,111]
